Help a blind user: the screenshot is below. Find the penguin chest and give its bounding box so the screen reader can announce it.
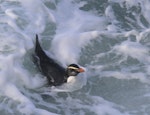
[67,76,76,83]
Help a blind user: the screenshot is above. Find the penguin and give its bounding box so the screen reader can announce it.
[34,35,85,86]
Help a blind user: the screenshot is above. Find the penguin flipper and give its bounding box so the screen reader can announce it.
[35,34,46,57]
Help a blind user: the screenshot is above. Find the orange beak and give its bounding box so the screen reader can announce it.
[78,68,85,73]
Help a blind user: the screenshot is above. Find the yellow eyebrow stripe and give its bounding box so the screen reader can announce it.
[68,66,78,70]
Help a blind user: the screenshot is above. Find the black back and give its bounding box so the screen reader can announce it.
[35,35,67,86]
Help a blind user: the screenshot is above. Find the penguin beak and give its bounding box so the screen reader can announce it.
[78,68,85,73]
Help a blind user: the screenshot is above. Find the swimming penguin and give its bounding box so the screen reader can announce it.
[34,35,85,86]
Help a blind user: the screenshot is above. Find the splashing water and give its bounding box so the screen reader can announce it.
[0,0,150,115]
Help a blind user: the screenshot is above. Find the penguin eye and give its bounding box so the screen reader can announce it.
[70,69,78,75]
[68,67,76,70]
[70,68,75,71]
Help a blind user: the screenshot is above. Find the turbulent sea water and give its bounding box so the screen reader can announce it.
[0,0,150,115]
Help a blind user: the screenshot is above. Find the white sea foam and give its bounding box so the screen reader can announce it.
[51,31,100,65]
[0,0,150,115]
[114,40,149,63]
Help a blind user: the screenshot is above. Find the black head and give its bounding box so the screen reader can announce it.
[66,64,85,77]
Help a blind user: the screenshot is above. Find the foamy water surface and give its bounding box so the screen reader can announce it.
[0,0,150,115]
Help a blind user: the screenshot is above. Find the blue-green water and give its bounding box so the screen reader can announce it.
[0,0,150,115]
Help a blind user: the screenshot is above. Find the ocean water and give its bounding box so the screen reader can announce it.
[0,0,150,115]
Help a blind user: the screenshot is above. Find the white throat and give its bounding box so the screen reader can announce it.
[67,76,76,83]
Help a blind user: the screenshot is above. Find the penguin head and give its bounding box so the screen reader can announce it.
[66,64,85,77]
